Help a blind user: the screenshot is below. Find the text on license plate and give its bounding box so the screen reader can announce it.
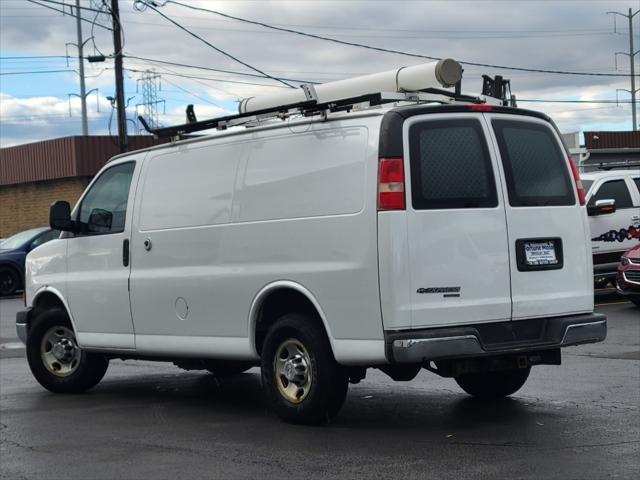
[523,241,557,265]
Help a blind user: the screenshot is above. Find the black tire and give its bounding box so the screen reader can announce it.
[205,360,254,377]
[631,298,640,307]
[0,266,20,296]
[593,277,610,290]
[455,367,531,399]
[26,307,109,394]
[261,314,348,425]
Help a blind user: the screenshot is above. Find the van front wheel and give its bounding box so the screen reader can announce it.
[454,367,531,399]
[261,314,348,424]
[26,308,109,393]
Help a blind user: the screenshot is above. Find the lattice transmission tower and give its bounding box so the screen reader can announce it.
[136,69,165,133]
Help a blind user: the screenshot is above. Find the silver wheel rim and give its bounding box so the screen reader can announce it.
[273,338,312,404]
[40,326,81,377]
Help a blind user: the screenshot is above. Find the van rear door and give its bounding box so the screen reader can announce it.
[402,113,512,328]
[487,114,593,319]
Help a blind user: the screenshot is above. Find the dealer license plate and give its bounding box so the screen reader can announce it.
[523,240,558,265]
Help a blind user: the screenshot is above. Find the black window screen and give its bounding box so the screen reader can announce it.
[589,180,633,209]
[408,119,497,209]
[633,177,639,196]
[492,120,575,207]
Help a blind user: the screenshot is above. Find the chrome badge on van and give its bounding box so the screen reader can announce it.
[417,287,461,298]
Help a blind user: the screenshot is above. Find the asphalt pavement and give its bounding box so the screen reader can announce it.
[0,295,638,480]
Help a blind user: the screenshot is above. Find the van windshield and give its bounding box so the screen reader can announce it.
[492,119,575,207]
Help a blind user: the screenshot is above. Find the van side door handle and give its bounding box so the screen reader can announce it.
[122,239,130,267]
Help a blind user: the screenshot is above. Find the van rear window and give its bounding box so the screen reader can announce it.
[492,120,575,207]
[408,119,497,209]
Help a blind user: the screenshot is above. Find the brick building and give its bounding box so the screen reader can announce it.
[582,131,640,171]
[1,136,165,237]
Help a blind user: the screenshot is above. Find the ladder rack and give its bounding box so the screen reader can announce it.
[138,88,486,140]
[592,160,640,171]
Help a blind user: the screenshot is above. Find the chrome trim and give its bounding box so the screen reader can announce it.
[391,319,607,363]
[623,271,640,285]
[392,335,483,362]
[561,320,607,346]
[16,322,27,345]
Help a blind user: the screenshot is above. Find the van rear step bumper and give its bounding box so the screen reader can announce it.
[387,313,606,364]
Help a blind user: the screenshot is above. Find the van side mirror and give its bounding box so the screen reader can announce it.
[87,208,113,233]
[587,199,616,216]
[49,201,76,231]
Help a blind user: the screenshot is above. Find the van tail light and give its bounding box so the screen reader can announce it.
[568,158,586,206]
[378,157,406,210]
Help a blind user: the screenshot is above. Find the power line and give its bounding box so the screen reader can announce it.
[24,0,113,31]
[119,10,621,36]
[124,54,316,84]
[122,67,635,104]
[125,60,240,98]
[161,0,639,78]
[35,0,105,14]
[120,18,619,40]
[123,67,291,89]
[161,77,225,108]
[135,0,295,89]
[0,55,70,60]
[0,69,76,76]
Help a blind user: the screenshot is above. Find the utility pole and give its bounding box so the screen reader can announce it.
[609,8,640,131]
[74,0,89,135]
[111,0,128,152]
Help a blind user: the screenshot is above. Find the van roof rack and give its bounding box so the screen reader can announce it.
[139,88,487,140]
[593,160,640,170]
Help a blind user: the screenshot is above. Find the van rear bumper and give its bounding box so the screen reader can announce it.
[387,313,606,364]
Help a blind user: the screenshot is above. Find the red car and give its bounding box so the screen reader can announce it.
[617,243,640,307]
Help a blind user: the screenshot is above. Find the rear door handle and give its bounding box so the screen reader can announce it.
[122,239,130,267]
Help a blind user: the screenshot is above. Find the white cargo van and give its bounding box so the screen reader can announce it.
[17,60,606,424]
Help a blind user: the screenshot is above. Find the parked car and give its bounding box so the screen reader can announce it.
[16,61,606,424]
[0,228,60,296]
[581,170,640,287]
[617,243,640,306]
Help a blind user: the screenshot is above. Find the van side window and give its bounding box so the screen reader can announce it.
[492,120,574,207]
[408,119,497,209]
[633,178,639,198]
[588,180,633,209]
[78,162,135,235]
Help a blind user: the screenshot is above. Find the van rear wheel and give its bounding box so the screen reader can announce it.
[261,314,348,424]
[454,367,531,399]
[26,308,109,393]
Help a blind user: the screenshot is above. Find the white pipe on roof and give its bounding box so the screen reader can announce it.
[238,58,463,114]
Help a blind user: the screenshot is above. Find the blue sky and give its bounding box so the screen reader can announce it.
[1,0,639,146]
